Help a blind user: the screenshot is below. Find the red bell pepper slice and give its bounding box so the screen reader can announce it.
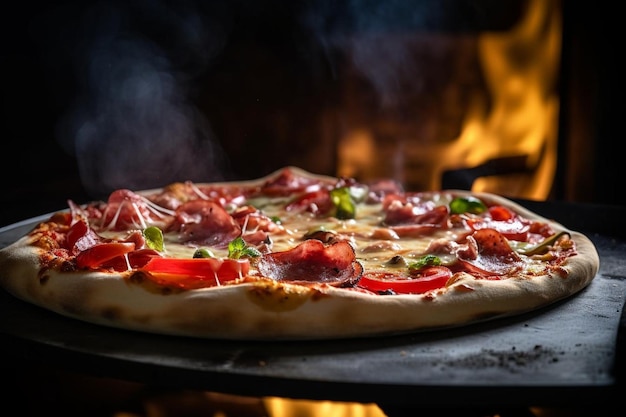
[358,266,452,294]
[140,257,250,289]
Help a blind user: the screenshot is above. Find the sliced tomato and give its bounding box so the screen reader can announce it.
[488,205,515,221]
[357,266,452,294]
[75,242,136,268]
[140,257,250,289]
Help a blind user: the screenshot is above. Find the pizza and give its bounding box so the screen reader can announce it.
[0,166,600,340]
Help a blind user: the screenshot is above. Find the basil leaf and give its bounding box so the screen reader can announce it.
[228,236,261,259]
[241,246,262,258]
[408,254,441,271]
[143,226,164,252]
[449,196,488,215]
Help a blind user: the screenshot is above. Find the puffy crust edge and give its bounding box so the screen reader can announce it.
[0,226,600,341]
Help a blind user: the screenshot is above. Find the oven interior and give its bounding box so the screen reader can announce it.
[1,0,623,227]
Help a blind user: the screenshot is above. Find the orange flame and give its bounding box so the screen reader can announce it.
[338,0,561,200]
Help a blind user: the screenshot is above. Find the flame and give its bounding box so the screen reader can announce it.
[338,0,561,200]
[263,397,386,417]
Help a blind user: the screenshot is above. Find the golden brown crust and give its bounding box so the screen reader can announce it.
[0,171,600,341]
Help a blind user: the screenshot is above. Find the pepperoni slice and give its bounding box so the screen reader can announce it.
[454,228,523,277]
[100,189,156,231]
[75,242,136,269]
[285,189,333,215]
[467,205,531,241]
[65,219,102,254]
[257,240,363,286]
[169,200,241,248]
[383,197,449,227]
[259,167,330,197]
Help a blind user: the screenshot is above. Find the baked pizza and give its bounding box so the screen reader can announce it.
[0,166,600,340]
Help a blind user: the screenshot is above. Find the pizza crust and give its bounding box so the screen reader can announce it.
[0,224,599,341]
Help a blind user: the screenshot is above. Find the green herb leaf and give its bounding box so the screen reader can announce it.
[241,246,262,258]
[143,226,164,252]
[408,254,442,271]
[449,196,488,215]
[330,187,356,220]
[228,236,261,259]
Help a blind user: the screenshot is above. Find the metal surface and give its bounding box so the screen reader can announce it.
[1,205,625,408]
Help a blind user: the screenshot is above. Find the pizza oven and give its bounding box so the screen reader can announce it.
[1,0,623,228]
[1,0,623,416]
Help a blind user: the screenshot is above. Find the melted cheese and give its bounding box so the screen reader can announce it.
[149,197,467,277]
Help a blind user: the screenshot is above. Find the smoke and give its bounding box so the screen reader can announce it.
[41,0,482,198]
[54,0,234,197]
[299,0,454,107]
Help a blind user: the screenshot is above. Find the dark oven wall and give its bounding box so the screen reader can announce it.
[1,0,623,227]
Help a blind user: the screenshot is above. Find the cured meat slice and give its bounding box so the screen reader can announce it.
[257,240,363,286]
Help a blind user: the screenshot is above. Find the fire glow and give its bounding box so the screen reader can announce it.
[337,0,561,201]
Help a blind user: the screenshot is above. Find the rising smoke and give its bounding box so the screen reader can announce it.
[53,0,235,197]
[40,0,483,198]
